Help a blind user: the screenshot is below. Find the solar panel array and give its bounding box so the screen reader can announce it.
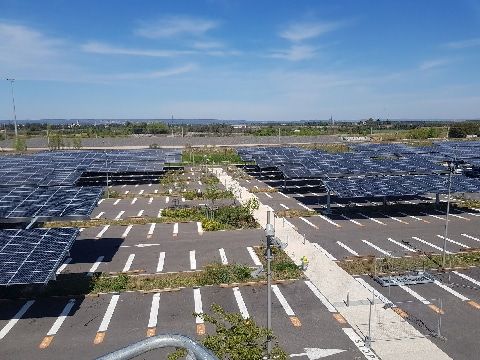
[0,228,79,285]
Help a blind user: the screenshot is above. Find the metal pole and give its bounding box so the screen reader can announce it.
[6,79,18,139]
[266,234,272,356]
[442,167,452,268]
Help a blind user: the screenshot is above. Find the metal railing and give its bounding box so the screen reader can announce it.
[96,334,218,360]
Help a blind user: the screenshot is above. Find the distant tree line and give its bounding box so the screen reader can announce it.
[448,122,480,138]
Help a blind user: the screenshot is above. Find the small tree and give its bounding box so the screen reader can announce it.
[49,133,65,150]
[168,304,287,360]
[72,137,82,149]
[204,185,223,207]
[14,137,27,152]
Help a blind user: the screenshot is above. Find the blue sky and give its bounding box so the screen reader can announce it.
[1,0,480,121]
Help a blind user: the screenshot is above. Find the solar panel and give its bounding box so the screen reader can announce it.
[0,227,79,285]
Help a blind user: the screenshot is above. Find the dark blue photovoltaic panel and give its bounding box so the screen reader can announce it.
[0,228,79,285]
[0,186,102,219]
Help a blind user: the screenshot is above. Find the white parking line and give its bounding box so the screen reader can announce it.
[342,328,381,360]
[131,197,137,205]
[0,300,35,340]
[380,213,408,224]
[121,185,126,188]
[279,192,289,198]
[247,246,262,266]
[147,223,156,238]
[194,288,205,334]
[124,190,129,195]
[155,252,166,272]
[115,210,125,220]
[453,271,480,287]
[339,214,363,226]
[233,287,249,319]
[94,212,104,219]
[272,285,300,326]
[94,294,120,344]
[299,216,318,229]
[434,280,470,301]
[420,211,444,220]
[79,228,84,232]
[147,293,161,336]
[412,236,452,254]
[56,257,72,274]
[154,189,158,194]
[87,256,104,276]
[264,193,272,199]
[137,209,144,217]
[98,199,105,204]
[398,285,431,304]
[122,254,135,272]
[190,250,197,270]
[148,183,152,187]
[39,299,76,348]
[139,189,144,195]
[135,184,139,188]
[354,278,394,306]
[397,211,428,223]
[357,213,386,225]
[173,223,178,237]
[297,202,310,210]
[434,209,470,220]
[362,240,396,257]
[165,196,170,203]
[219,248,228,265]
[295,193,304,198]
[157,209,162,218]
[387,238,415,252]
[304,280,337,312]
[121,225,133,238]
[461,233,480,242]
[312,243,337,261]
[197,222,203,235]
[436,235,470,248]
[148,197,153,204]
[96,225,110,238]
[113,199,121,205]
[317,214,341,228]
[198,181,203,186]
[336,241,359,256]
[280,203,289,209]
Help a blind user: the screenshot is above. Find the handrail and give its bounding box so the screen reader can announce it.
[96,334,219,360]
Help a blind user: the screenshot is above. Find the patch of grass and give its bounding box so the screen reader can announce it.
[300,143,350,153]
[200,173,220,185]
[276,209,316,218]
[182,147,242,164]
[253,246,303,279]
[249,187,278,193]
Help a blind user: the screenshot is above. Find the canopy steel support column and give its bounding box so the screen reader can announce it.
[435,193,440,207]
[325,191,331,214]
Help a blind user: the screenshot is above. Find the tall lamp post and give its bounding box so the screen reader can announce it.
[5,78,18,139]
[442,160,456,268]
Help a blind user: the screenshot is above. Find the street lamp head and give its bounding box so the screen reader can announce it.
[265,223,275,237]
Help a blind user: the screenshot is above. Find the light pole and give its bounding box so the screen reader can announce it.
[442,160,455,268]
[265,221,274,356]
[5,78,18,139]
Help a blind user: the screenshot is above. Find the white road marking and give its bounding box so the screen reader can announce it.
[0,300,35,340]
[297,202,310,210]
[113,199,121,205]
[280,203,289,210]
[79,228,84,232]
[398,285,431,304]
[357,213,386,225]
[87,256,104,276]
[98,294,120,333]
[412,236,452,254]
[420,211,444,220]
[247,246,262,266]
[312,243,337,261]
[434,280,470,301]
[380,213,408,224]
[461,233,480,242]
[135,184,139,188]
[157,209,162,218]
[148,183,152,187]
[317,215,341,228]
[339,214,363,226]
[436,235,470,248]
[453,271,480,287]
[336,241,359,256]
[304,280,337,312]
[387,238,415,252]
[46,299,76,336]
[165,196,170,203]
[154,189,158,194]
[121,225,133,238]
[193,288,204,324]
[219,248,228,265]
[434,209,470,220]
[233,287,249,319]
[148,197,153,204]
[98,199,105,204]
[148,223,156,237]
[121,185,126,188]
[397,212,426,222]
[156,252,166,272]
[198,181,202,186]
[362,240,396,257]
[295,193,304,198]
[197,222,203,235]
[96,225,110,238]
[147,293,161,329]
[139,189,144,195]
[272,285,295,316]
[94,212,104,219]
[355,278,394,306]
[131,197,137,205]
[136,209,144,217]
[124,190,129,195]
[190,250,197,270]
[264,193,272,199]
[181,197,185,202]
[122,254,135,272]
[173,223,178,236]
[56,257,72,274]
[342,328,381,360]
[299,216,318,229]
[114,210,125,220]
[279,192,289,198]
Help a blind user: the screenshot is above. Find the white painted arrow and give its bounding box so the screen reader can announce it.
[290,348,346,359]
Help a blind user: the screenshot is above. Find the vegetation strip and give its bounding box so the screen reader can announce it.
[337,251,480,275]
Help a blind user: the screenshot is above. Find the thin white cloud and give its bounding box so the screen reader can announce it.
[280,21,344,42]
[419,58,452,71]
[192,40,224,50]
[82,41,194,57]
[444,38,480,49]
[101,64,197,80]
[135,15,218,39]
[269,45,317,61]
